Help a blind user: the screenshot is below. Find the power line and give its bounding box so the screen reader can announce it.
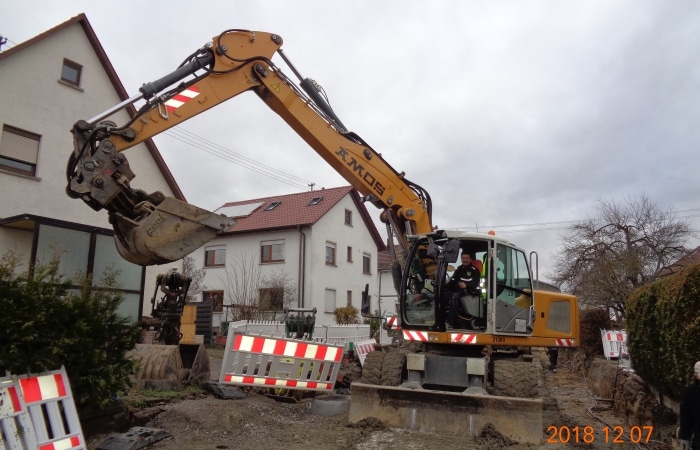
[161,126,315,191]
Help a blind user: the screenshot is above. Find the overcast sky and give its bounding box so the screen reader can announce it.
[3,1,700,281]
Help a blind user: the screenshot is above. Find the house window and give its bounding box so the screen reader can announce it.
[345,209,352,226]
[203,291,224,313]
[324,289,336,313]
[259,287,284,310]
[61,58,82,86]
[347,246,353,262]
[363,253,371,274]
[308,196,323,206]
[204,245,226,267]
[347,290,352,306]
[261,240,285,263]
[325,242,336,265]
[0,125,40,176]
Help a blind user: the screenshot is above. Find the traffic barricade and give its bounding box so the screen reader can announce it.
[0,366,85,450]
[219,333,344,392]
[0,378,38,450]
[600,329,628,360]
[353,339,377,367]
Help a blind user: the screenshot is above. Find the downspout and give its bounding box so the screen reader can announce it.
[297,226,306,308]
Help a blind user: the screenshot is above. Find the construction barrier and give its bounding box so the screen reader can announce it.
[600,329,628,360]
[219,333,344,392]
[353,339,377,367]
[0,366,85,450]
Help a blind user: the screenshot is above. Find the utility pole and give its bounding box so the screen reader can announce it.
[308,182,315,191]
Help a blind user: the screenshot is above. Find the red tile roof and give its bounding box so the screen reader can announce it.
[216,186,386,250]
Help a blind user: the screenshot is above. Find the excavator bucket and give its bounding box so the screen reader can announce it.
[349,383,543,444]
[130,343,211,391]
[112,197,235,266]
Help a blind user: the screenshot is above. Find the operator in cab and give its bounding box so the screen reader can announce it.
[441,252,481,329]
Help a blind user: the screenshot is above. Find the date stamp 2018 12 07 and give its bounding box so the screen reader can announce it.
[546,425,654,445]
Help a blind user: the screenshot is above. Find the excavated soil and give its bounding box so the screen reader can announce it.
[86,348,675,450]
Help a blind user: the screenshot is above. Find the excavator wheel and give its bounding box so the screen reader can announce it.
[360,351,384,385]
[380,352,405,386]
[360,351,406,386]
[491,360,540,398]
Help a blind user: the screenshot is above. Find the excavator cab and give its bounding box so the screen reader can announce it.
[401,231,536,335]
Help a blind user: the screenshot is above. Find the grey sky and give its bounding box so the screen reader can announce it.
[3,1,700,280]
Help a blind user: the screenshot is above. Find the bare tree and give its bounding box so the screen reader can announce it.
[181,255,205,302]
[260,269,298,318]
[220,252,263,321]
[548,195,695,322]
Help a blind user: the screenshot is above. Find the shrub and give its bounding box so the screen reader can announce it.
[0,252,140,413]
[627,264,700,400]
[334,305,359,324]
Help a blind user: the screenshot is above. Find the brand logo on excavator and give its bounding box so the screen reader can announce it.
[335,147,385,196]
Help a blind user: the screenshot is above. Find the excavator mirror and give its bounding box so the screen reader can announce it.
[443,239,461,264]
[360,283,370,317]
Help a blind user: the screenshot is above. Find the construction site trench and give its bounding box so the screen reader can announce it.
[85,348,678,450]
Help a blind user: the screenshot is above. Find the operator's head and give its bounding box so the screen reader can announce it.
[694,361,700,380]
[461,253,472,265]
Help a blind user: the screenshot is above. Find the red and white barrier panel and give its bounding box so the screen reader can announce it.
[353,339,377,366]
[1,366,85,450]
[600,329,628,359]
[220,334,344,392]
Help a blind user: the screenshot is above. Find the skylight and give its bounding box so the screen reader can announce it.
[308,196,323,206]
[264,201,281,211]
[215,202,264,218]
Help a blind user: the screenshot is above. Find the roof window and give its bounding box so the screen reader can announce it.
[264,201,281,211]
[308,196,323,206]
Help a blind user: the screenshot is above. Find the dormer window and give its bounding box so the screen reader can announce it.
[308,196,323,206]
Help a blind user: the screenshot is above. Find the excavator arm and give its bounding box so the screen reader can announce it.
[67,29,433,266]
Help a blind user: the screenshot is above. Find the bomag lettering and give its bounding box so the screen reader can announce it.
[335,147,385,196]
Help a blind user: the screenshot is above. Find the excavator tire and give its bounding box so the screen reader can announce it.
[380,352,405,386]
[491,360,539,398]
[360,351,384,385]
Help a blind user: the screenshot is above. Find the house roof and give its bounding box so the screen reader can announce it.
[660,245,700,277]
[0,13,185,201]
[216,186,386,250]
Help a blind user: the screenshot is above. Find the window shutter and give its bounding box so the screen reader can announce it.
[1,127,40,164]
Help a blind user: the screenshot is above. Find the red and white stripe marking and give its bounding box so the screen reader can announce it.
[164,86,200,112]
[556,338,575,347]
[233,334,343,362]
[385,316,399,329]
[605,332,625,342]
[222,374,333,391]
[451,333,477,344]
[402,330,429,342]
[0,385,23,416]
[19,373,67,404]
[39,436,81,450]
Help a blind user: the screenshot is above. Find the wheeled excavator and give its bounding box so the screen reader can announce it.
[66,29,579,443]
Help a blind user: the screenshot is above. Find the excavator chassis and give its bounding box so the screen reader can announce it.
[349,382,543,444]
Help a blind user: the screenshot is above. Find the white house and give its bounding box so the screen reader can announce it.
[0,14,185,320]
[188,186,386,331]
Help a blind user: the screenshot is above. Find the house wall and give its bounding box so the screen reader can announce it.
[189,193,381,330]
[0,21,180,319]
[305,195,379,323]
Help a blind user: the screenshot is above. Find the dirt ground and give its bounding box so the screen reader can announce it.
[86,348,676,450]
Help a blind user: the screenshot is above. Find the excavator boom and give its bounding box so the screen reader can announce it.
[66,30,432,265]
